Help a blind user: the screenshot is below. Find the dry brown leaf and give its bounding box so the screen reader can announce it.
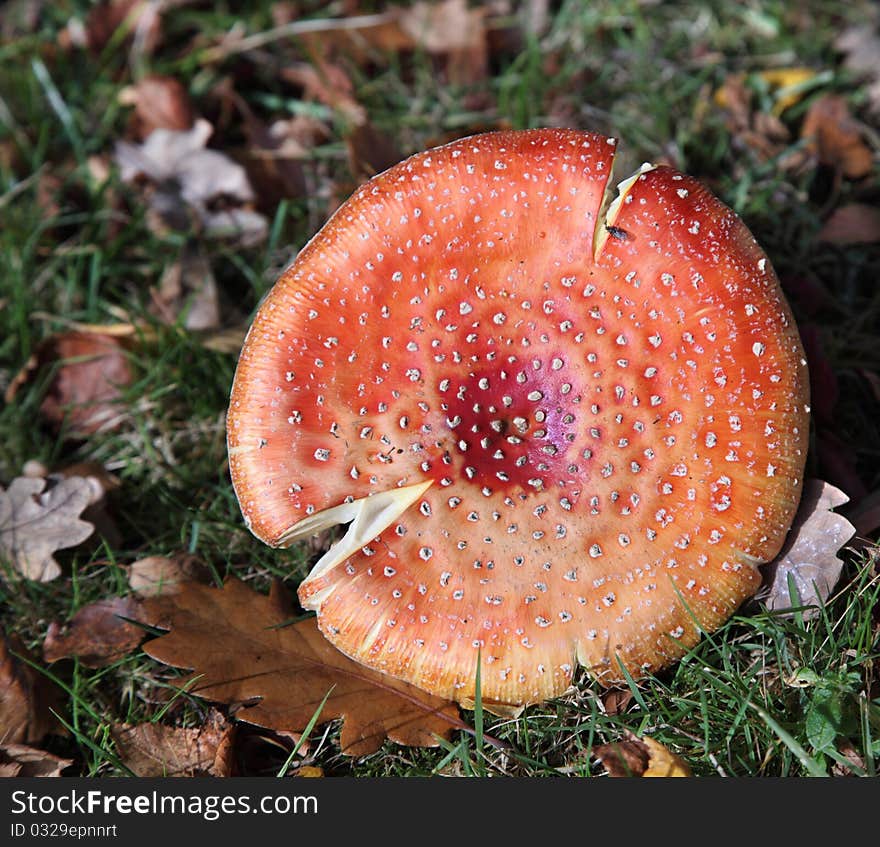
[43,596,145,668]
[761,479,856,618]
[6,331,133,437]
[141,578,467,756]
[153,244,220,331]
[0,743,72,777]
[0,634,65,745]
[714,72,791,161]
[592,733,692,777]
[281,62,366,126]
[111,710,235,776]
[119,75,195,140]
[127,553,210,598]
[0,476,95,582]
[818,204,880,245]
[400,0,488,84]
[345,121,403,182]
[800,95,874,180]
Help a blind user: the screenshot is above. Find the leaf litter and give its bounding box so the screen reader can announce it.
[140,578,471,757]
[0,476,95,582]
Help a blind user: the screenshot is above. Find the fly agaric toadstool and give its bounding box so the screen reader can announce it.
[227,129,809,712]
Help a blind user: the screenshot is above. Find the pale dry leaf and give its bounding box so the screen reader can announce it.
[836,24,880,118]
[127,553,209,598]
[115,119,267,243]
[141,578,467,757]
[0,743,72,777]
[43,596,145,667]
[0,477,95,582]
[155,245,220,331]
[111,710,235,777]
[761,479,856,618]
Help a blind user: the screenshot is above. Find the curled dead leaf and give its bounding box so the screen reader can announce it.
[800,95,874,180]
[0,634,66,745]
[761,480,856,618]
[592,733,692,777]
[140,578,467,756]
[115,119,268,245]
[153,244,220,331]
[6,331,133,438]
[127,553,210,598]
[0,476,95,582]
[43,596,146,668]
[111,710,235,777]
[0,743,72,777]
[119,75,195,140]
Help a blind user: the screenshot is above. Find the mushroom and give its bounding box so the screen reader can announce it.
[227,129,809,712]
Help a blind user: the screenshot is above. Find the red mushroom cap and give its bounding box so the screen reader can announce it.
[227,129,809,711]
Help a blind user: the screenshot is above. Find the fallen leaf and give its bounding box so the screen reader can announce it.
[115,118,268,245]
[127,553,210,598]
[800,95,874,180]
[153,244,221,331]
[43,596,145,667]
[713,72,790,161]
[835,24,880,119]
[0,744,72,777]
[111,710,235,777]
[0,476,95,582]
[61,0,162,54]
[761,480,857,618]
[296,765,324,777]
[0,634,65,744]
[400,0,489,84]
[592,733,692,777]
[601,689,633,716]
[6,331,133,437]
[345,121,403,182]
[141,578,467,756]
[818,204,880,245]
[118,75,195,140]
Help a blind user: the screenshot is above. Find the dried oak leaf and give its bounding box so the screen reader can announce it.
[115,118,268,245]
[592,733,692,777]
[6,331,133,438]
[0,476,95,582]
[0,634,66,744]
[153,244,221,331]
[111,710,235,777]
[118,75,196,140]
[127,553,210,598]
[141,578,467,757]
[800,95,874,180]
[43,596,146,668]
[760,480,856,618]
[0,744,73,777]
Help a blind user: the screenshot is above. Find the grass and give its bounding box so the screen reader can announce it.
[1,0,878,777]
